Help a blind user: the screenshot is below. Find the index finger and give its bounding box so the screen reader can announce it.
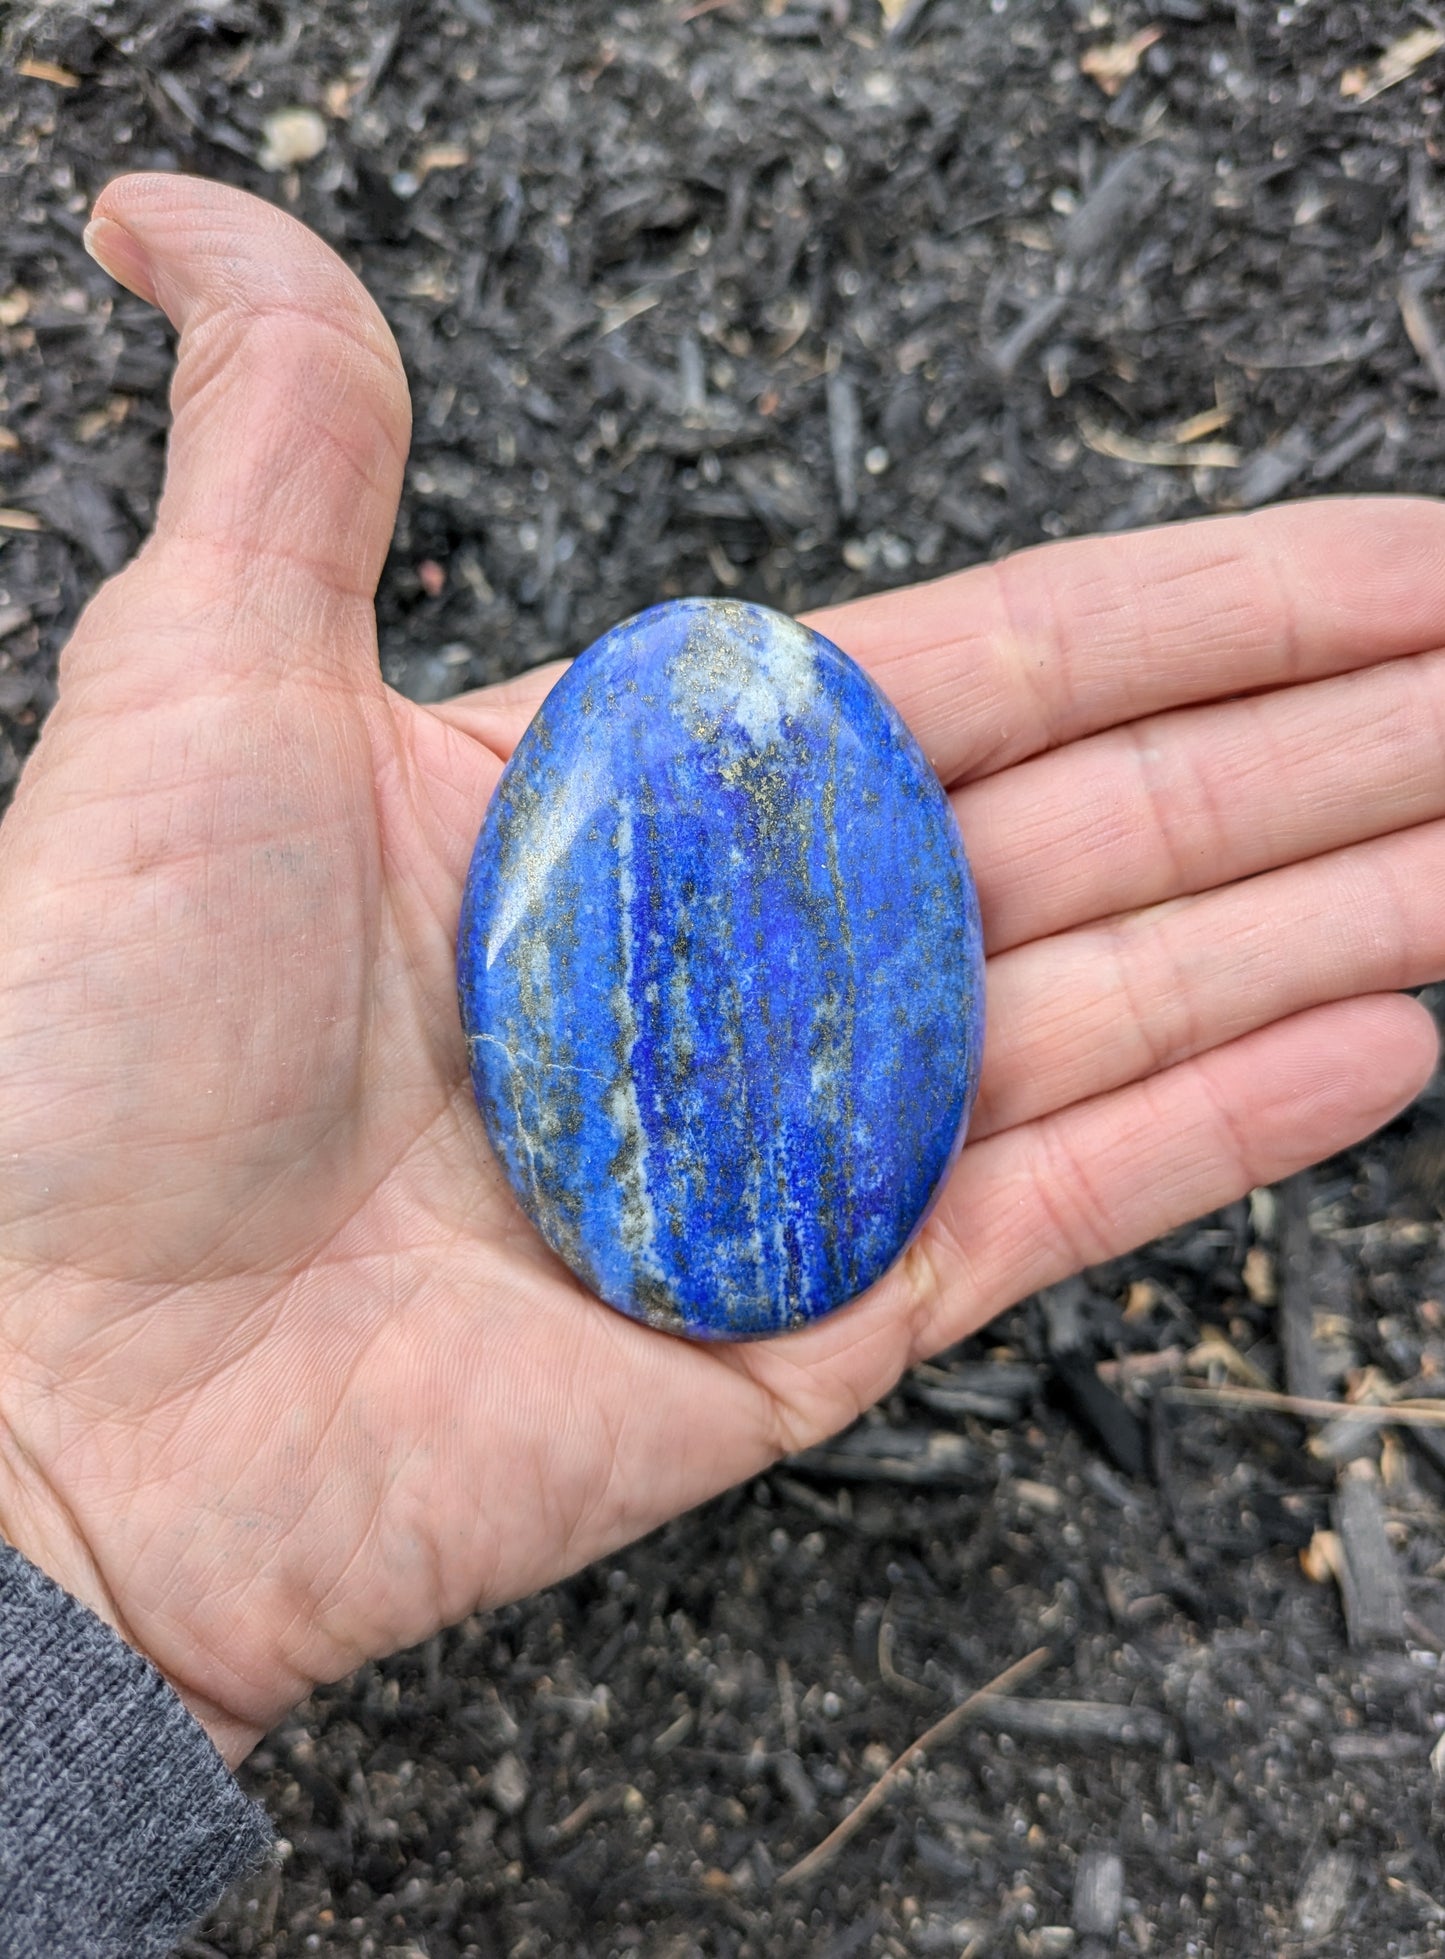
[806,496,1445,786]
[437,498,1445,780]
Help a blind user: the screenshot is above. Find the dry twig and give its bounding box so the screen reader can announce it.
[1167,1384,1445,1429]
[775,1646,1050,1890]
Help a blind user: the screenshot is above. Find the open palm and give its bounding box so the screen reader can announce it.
[0,175,1439,1767]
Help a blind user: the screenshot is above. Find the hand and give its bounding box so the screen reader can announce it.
[0,174,1438,1768]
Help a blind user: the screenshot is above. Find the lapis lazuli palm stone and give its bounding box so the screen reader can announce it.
[457,598,984,1341]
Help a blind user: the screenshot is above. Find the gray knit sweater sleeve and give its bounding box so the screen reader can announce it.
[0,1542,274,1958]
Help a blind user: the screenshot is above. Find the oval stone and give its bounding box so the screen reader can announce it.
[456,598,984,1340]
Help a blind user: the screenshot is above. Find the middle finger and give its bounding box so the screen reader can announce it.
[958,647,1445,954]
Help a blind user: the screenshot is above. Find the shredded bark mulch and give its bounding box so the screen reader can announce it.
[2,3,1444,1952]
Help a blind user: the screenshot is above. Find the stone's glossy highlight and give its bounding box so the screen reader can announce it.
[457,598,984,1341]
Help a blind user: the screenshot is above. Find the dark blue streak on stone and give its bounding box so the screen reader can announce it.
[457,598,984,1341]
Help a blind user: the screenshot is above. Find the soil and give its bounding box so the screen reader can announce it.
[2,2,1445,1954]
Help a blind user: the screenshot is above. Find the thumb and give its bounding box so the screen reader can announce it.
[78,172,410,681]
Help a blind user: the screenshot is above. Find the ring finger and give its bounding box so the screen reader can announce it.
[971,816,1445,1141]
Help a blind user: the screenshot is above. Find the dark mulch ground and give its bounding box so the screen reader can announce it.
[3,2,1445,1952]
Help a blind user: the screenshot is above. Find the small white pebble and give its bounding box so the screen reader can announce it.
[1015,1477,1064,1514]
[486,1750,530,1816]
[259,107,327,171]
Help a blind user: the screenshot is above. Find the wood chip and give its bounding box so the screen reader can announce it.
[1188,1327,1274,1391]
[416,143,470,178]
[1122,1279,1159,1319]
[1311,1411,1386,1466]
[15,57,79,88]
[786,1423,985,1487]
[967,1696,1169,1749]
[1295,1850,1355,1941]
[1079,413,1239,469]
[772,1750,818,1815]
[1278,1173,1331,1403]
[650,1707,694,1755]
[1230,428,1315,507]
[1242,1245,1275,1304]
[1333,1467,1405,1648]
[1169,404,1233,444]
[1063,146,1169,265]
[1073,1849,1125,1938]
[1329,1730,1418,1763]
[597,289,662,337]
[911,1360,1040,1423]
[1013,1478,1064,1515]
[75,396,132,444]
[1309,409,1385,480]
[882,0,941,38]
[991,293,1069,379]
[1080,28,1163,97]
[549,1785,623,1842]
[1399,273,1445,395]
[1301,1528,1343,1585]
[826,365,860,520]
[1050,1352,1149,1478]
[1340,28,1444,105]
[1380,1428,1411,1493]
[1096,1346,1187,1384]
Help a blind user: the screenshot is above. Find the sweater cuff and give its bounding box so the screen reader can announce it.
[0,1542,274,1959]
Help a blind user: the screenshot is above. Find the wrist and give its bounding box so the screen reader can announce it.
[0,1406,126,1639]
[0,1382,260,1769]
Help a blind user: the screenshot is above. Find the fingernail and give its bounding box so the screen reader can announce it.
[83,215,158,305]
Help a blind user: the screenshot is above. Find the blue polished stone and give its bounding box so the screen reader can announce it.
[457,598,984,1340]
